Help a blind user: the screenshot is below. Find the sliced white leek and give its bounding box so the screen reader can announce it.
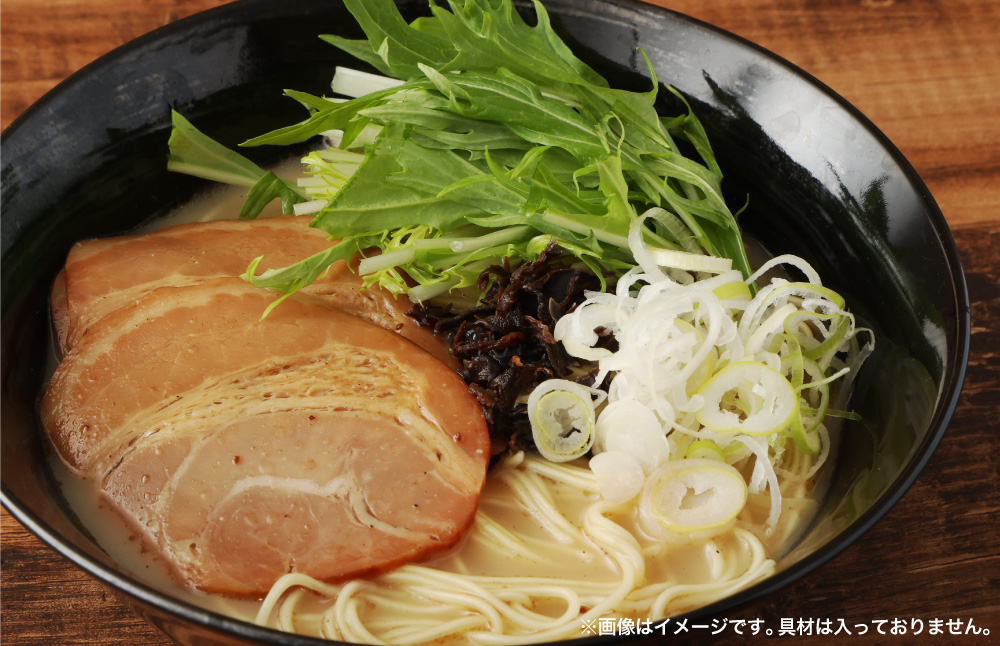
[684,440,727,462]
[594,400,670,474]
[743,302,798,357]
[674,318,717,397]
[747,254,823,286]
[552,300,616,361]
[552,219,868,536]
[638,459,748,539]
[740,281,846,342]
[780,349,832,454]
[590,451,646,504]
[647,248,733,273]
[696,361,796,436]
[713,278,752,303]
[527,380,603,462]
[789,405,822,454]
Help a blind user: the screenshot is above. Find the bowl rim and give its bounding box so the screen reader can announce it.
[1,0,971,643]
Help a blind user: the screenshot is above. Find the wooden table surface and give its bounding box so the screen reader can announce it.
[2,0,998,644]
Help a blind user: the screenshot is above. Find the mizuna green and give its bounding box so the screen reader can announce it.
[167,0,752,303]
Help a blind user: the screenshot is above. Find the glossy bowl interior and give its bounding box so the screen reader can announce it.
[1,0,969,644]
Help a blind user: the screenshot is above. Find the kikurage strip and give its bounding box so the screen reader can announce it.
[409,241,607,458]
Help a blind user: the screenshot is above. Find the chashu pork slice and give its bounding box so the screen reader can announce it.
[41,278,489,596]
[50,215,453,367]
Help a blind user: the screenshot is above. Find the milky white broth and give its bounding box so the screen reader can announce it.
[43,160,829,640]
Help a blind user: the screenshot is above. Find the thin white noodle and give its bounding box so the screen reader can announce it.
[648,528,774,618]
[255,454,786,645]
[471,514,550,562]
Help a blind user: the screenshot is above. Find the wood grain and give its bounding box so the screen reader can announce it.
[649,0,1000,233]
[2,0,998,644]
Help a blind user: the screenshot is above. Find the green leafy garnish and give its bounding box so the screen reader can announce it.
[166,112,307,220]
[167,0,752,302]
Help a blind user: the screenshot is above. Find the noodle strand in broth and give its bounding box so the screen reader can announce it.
[255,452,788,644]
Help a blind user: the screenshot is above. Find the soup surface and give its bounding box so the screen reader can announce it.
[44,173,831,644]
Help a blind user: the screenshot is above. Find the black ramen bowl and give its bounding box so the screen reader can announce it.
[1,0,970,644]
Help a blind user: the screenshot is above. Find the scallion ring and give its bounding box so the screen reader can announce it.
[696,361,796,437]
[527,379,604,462]
[638,459,748,538]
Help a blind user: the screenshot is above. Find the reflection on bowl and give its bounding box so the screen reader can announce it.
[0,0,969,645]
